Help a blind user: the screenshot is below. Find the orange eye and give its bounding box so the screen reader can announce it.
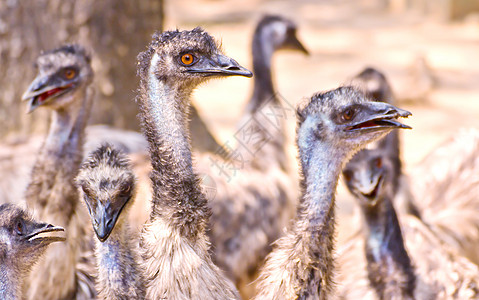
[343,170,352,182]
[181,53,195,65]
[342,108,354,121]
[16,221,23,235]
[64,68,76,80]
[375,157,382,168]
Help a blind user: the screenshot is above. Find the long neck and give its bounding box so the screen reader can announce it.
[0,261,23,300]
[254,138,346,299]
[25,90,91,224]
[249,28,275,112]
[95,220,145,299]
[236,30,288,171]
[297,140,344,280]
[138,53,209,238]
[362,194,416,299]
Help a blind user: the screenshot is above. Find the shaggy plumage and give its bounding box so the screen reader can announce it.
[77,144,146,299]
[21,44,96,300]
[136,28,252,299]
[411,128,479,265]
[254,86,411,299]
[0,203,65,299]
[337,148,479,299]
[192,15,309,296]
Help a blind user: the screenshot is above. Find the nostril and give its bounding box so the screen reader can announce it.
[106,218,113,229]
[226,66,240,71]
[385,109,397,115]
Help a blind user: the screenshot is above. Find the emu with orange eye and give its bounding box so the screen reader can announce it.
[63,68,77,80]
[179,53,197,66]
[15,219,24,235]
[342,108,355,122]
[374,156,382,169]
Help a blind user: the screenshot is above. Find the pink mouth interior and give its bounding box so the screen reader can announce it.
[35,83,73,104]
[350,120,379,130]
[37,87,64,103]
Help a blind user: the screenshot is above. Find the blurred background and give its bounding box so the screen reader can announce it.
[1,0,479,241]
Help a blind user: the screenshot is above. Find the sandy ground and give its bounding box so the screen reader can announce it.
[163,0,479,243]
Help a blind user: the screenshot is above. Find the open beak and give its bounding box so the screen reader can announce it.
[92,201,126,242]
[283,31,309,55]
[186,54,253,78]
[26,223,66,244]
[21,74,74,113]
[346,102,412,132]
[358,174,383,201]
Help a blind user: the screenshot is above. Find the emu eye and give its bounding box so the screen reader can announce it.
[343,170,352,182]
[64,68,77,80]
[15,221,24,235]
[180,53,196,66]
[375,157,382,169]
[342,108,355,121]
[119,185,131,197]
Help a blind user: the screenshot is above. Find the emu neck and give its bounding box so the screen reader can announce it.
[300,141,343,227]
[25,90,90,223]
[0,260,25,299]
[95,219,145,299]
[146,53,194,178]
[96,222,129,282]
[250,30,275,110]
[140,53,209,238]
[362,194,416,299]
[296,139,346,294]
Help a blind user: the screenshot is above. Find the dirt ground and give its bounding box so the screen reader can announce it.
[163,0,479,243]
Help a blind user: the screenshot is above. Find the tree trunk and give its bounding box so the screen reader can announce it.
[0,0,164,139]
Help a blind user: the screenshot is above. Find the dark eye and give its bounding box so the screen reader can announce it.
[120,185,131,197]
[180,53,196,66]
[375,157,382,169]
[64,68,77,80]
[15,221,24,235]
[342,108,355,121]
[343,170,352,182]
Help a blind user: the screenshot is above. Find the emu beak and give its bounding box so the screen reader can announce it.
[92,203,116,242]
[91,198,129,243]
[26,222,66,244]
[22,74,74,113]
[358,174,383,200]
[283,31,309,55]
[186,54,253,78]
[346,102,412,132]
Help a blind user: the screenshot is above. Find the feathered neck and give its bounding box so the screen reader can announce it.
[0,261,24,300]
[137,51,209,238]
[95,216,145,299]
[362,192,416,299]
[249,26,275,111]
[25,89,91,223]
[292,117,353,296]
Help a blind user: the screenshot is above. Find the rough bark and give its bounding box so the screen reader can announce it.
[0,0,163,139]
